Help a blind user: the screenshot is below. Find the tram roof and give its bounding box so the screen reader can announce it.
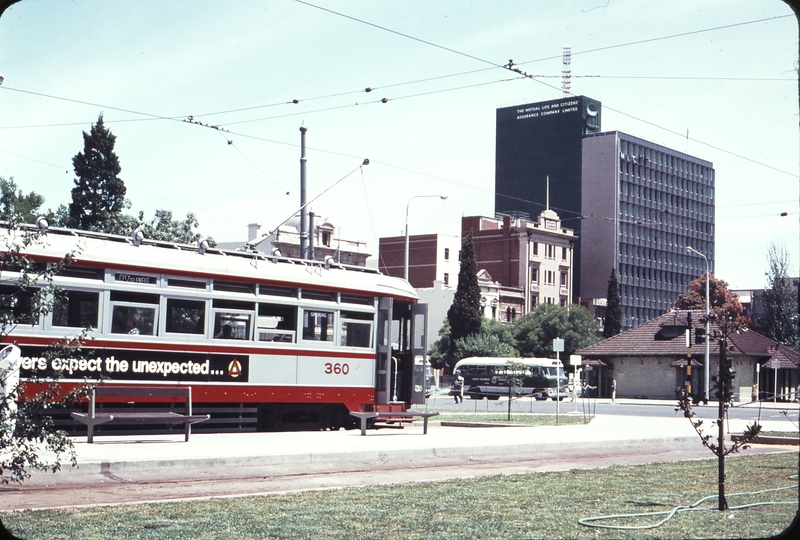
[1,225,417,301]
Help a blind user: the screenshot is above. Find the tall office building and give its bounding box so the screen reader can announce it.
[495,97,715,329]
[495,96,602,297]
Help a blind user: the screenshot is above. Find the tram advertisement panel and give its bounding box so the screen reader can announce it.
[18,347,249,383]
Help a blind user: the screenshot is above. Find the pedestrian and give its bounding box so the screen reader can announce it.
[453,370,464,403]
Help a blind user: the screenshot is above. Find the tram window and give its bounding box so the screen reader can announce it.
[413,312,425,349]
[340,311,373,348]
[167,278,207,290]
[52,290,99,328]
[212,299,255,311]
[214,312,251,340]
[110,291,159,304]
[257,303,296,342]
[0,261,47,274]
[301,290,336,302]
[166,298,205,334]
[111,305,156,335]
[302,310,334,342]
[213,281,255,294]
[0,286,37,325]
[59,267,103,280]
[341,294,373,306]
[259,285,297,298]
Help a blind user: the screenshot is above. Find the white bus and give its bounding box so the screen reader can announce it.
[453,357,568,400]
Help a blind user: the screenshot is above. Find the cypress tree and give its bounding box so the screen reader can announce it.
[446,233,482,368]
[603,268,622,338]
[67,114,127,231]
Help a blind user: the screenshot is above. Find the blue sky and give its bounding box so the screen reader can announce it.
[0,0,797,289]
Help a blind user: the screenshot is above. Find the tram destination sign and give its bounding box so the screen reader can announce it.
[19,347,249,383]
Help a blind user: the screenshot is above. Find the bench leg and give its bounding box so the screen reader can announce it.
[87,387,95,443]
[423,416,429,435]
[360,416,368,436]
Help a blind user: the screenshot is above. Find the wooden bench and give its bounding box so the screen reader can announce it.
[71,385,210,443]
[350,411,440,436]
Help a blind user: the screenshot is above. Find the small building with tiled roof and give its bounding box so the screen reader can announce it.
[577,310,799,401]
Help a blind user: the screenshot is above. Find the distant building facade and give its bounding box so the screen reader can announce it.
[378,234,461,289]
[580,131,715,329]
[217,219,370,266]
[463,209,575,319]
[495,96,715,330]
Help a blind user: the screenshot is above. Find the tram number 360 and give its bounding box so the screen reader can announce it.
[324,362,350,375]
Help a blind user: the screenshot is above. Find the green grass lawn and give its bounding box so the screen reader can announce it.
[3,451,797,539]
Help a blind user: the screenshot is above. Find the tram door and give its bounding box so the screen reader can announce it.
[408,303,428,405]
[375,297,393,405]
[375,299,428,406]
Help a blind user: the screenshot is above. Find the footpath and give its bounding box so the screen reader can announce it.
[2,400,797,511]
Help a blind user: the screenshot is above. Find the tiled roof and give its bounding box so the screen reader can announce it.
[578,310,800,368]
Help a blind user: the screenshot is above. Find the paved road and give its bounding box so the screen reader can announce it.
[2,411,796,511]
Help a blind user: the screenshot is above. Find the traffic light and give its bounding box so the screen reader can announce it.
[695,327,706,344]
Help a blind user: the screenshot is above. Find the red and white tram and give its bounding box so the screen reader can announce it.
[1,224,428,432]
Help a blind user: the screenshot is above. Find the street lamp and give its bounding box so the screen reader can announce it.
[404,195,448,281]
[687,246,710,403]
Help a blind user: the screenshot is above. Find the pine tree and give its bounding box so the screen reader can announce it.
[445,233,482,369]
[67,114,128,231]
[603,268,622,338]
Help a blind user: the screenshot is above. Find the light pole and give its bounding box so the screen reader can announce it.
[404,195,448,281]
[687,246,710,403]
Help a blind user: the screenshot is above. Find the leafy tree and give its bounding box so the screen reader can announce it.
[513,304,600,358]
[138,210,215,246]
[430,318,517,368]
[0,178,44,224]
[1,225,88,484]
[675,273,747,325]
[427,319,450,370]
[445,233,482,369]
[757,243,798,349]
[505,359,526,421]
[67,114,129,231]
[602,268,622,338]
[454,329,517,359]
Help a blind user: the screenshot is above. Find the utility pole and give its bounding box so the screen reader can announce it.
[299,126,308,260]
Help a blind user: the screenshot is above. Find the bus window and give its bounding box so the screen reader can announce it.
[340,311,373,348]
[110,292,158,335]
[52,290,99,329]
[257,303,296,342]
[302,310,334,342]
[214,312,251,340]
[166,298,205,335]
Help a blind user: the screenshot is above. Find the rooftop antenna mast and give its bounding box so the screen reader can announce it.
[562,46,571,97]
